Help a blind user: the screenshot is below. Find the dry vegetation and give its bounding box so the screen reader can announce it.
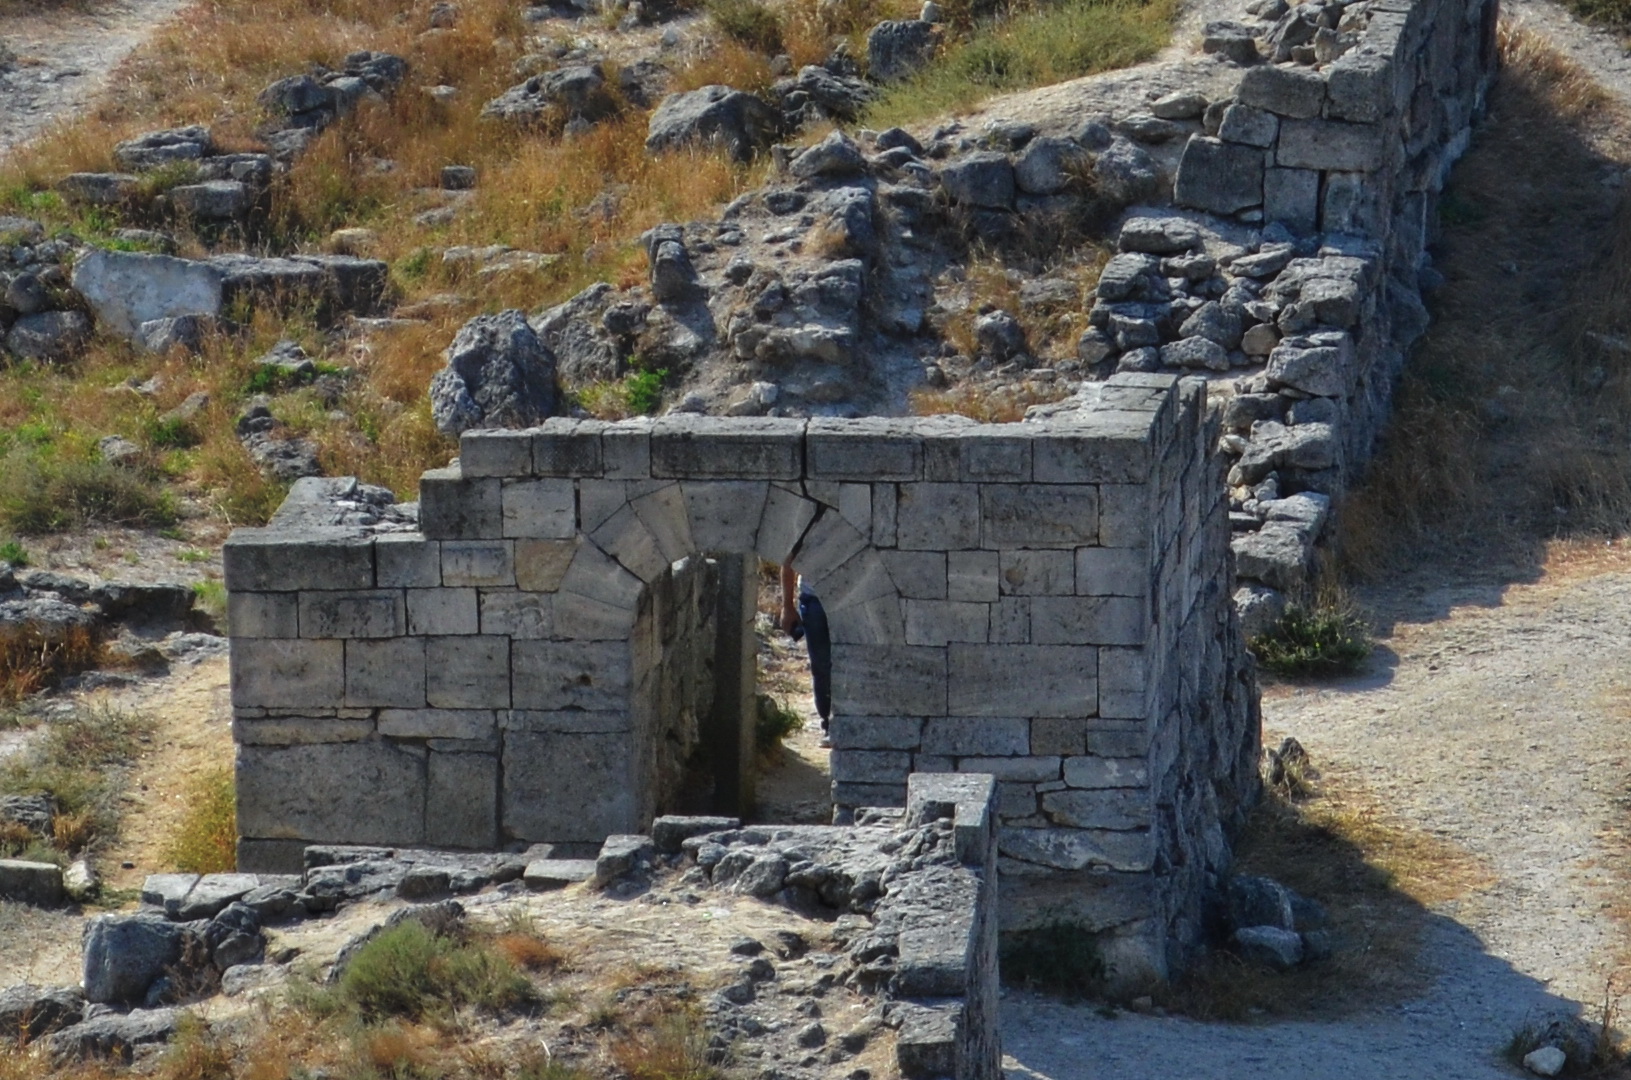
[1335,26,1631,578]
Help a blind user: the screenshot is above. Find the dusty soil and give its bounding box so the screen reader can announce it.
[0,0,190,159]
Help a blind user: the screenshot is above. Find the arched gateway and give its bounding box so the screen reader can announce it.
[224,372,1259,979]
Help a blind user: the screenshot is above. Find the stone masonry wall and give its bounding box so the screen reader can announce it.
[225,371,1256,983]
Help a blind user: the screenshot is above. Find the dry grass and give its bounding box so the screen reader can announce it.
[608,1005,723,1080]
[0,625,101,704]
[162,766,237,874]
[1336,25,1631,578]
[910,381,1072,420]
[1163,768,1493,1020]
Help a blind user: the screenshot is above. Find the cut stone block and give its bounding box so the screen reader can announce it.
[237,740,427,845]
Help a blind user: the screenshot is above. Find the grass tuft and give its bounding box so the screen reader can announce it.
[708,0,785,53]
[0,455,177,535]
[1250,598,1373,678]
[0,702,154,859]
[164,766,237,874]
[335,920,540,1023]
[0,624,101,704]
[754,693,803,756]
[610,1007,723,1080]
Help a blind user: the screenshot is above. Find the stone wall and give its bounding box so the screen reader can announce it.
[225,371,1257,983]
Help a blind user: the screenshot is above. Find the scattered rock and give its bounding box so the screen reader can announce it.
[1233,925,1303,969]
[646,85,780,162]
[429,309,558,435]
[866,20,937,83]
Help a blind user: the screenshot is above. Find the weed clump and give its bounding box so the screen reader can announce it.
[0,455,177,534]
[709,0,785,53]
[754,693,803,755]
[1250,601,1372,678]
[164,766,237,874]
[335,920,540,1023]
[0,702,153,857]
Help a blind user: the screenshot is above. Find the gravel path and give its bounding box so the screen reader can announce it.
[1004,550,1631,1079]
[0,0,188,160]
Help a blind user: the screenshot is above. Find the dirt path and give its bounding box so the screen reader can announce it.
[0,0,189,160]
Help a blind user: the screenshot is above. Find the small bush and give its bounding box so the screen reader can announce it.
[709,0,785,53]
[1000,921,1106,998]
[165,767,237,873]
[577,367,669,419]
[0,455,177,534]
[337,920,539,1023]
[1251,602,1373,678]
[0,539,28,566]
[754,694,803,755]
[611,1008,723,1080]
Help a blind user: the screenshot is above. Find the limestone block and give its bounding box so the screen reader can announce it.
[1074,547,1147,595]
[237,739,427,845]
[1098,646,1147,719]
[232,715,373,744]
[896,483,980,550]
[1264,167,1320,234]
[531,418,605,477]
[524,859,597,889]
[299,590,404,638]
[814,548,896,613]
[71,248,223,339]
[419,468,502,540]
[826,594,906,645]
[1063,755,1149,788]
[831,749,912,784]
[999,550,1074,595]
[831,644,946,715]
[0,859,65,905]
[427,751,498,848]
[832,781,908,808]
[503,730,636,840]
[1041,788,1151,830]
[956,425,1032,482]
[479,590,554,638]
[459,429,534,477]
[981,485,1099,548]
[1030,410,1158,484]
[947,550,998,602]
[990,597,1030,643]
[1098,484,1151,548]
[224,528,373,592]
[602,417,653,479]
[679,480,769,554]
[756,484,819,564]
[651,416,804,479]
[1276,119,1386,172]
[883,551,947,599]
[515,539,578,592]
[442,541,515,588]
[998,869,1152,931]
[505,709,630,733]
[921,716,1028,756]
[231,638,344,708]
[837,484,871,535]
[558,541,643,609]
[376,535,441,588]
[947,644,1096,717]
[960,755,1060,782]
[1237,63,1326,118]
[806,418,922,480]
[552,592,639,639]
[1265,332,1355,398]
[830,715,923,749]
[345,637,427,708]
[379,709,497,740]
[1085,721,1150,757]
[872,483,898,547]
[425,636,511,709]
[590,504,667,582]
[408,587,479,635]
[579,479,627,533]
[1324,51,1394,123]
[228,592,297,638]
[511,640,631,711]
[1218,104,1278,147]
[1031,717,1089,756]
[1028,597,1145,647]
[631,483,696,562]
[502,478,575,539]
[1173,137,1264,215]
[793,510,868,581]
[905,600,989,645]
[998,826,1153,872]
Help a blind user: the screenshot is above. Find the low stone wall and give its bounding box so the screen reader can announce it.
[225,371,1257,983]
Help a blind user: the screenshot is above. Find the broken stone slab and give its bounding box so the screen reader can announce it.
[1234,583,1287,640]
[55,172,140,206]
[522,859,597,890]
[168,180,252,221]
[0,983,85,1041]
[651,814,741,854]
[113,126,214,171]
[82,913,191,1004]
[71,248,224,340]
[0,858,65,906]
[938,151,1015,209]
[867,19,937,82]
[172,873,261,920]
[140,872,199,911]
[1173,136,1263,214]
[593,834,653,887]
[45,1007,179,1063]
[1233,924,1303,969]
[429,308,557,436]
[1231,519,1313,591]
[645,85,780,163]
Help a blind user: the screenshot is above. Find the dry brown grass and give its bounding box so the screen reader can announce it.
[494,932,569,973]
[909,381,1072,421]
[0,625,101,704]
[608,1004,722,1080]
[1336,25,1631,578]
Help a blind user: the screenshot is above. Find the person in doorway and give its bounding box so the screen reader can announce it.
[779,564,832,748]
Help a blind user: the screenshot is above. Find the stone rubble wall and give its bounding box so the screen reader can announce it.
[225,371,1256,982]
[1165,0,1498,621]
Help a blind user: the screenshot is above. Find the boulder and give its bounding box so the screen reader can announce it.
[646,85,780,162]
[0,983,85,1042]
[1225,874,1295,931]
[1232,520,1313,590]
[0,597,98,642]
[1093,138,1160,203]
[1233,925,1303,969]
[429,309,558,436]
[71,248,223,340]
[258,74,336,120]
[98,435,143,465]
[643,224,699,302]
[137,314,218,355]
[113,126,214,171]
[1173,136,1264,214]
[481,64,616,126]
[55,173,140,207]
[866,20,937,82]
[0,794,56,835]
[939,152,1014,208]
[45,1007,178,1062]
[0,859,64,906]
[82,914,191,1004]
[790,130,865,179]
[1234,583,1286,640]
[168,180,251,220]
[5,271,49,316]
[1118,216,1199,255]
[5,311,90,362]
[774,65,875,124]
[974,310,1025,361]
[1013,136,1084,196]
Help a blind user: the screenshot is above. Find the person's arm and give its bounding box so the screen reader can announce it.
[779,564,801,634]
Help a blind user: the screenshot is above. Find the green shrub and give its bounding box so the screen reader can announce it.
[0,454,177,534]
[0,539,28,566]
[708,0,784,52]
[754,694,803,754]
[1251,603,1373,678]
[1000,922,1106,998]
[164,767,237,873]
[338,921,539,1022]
